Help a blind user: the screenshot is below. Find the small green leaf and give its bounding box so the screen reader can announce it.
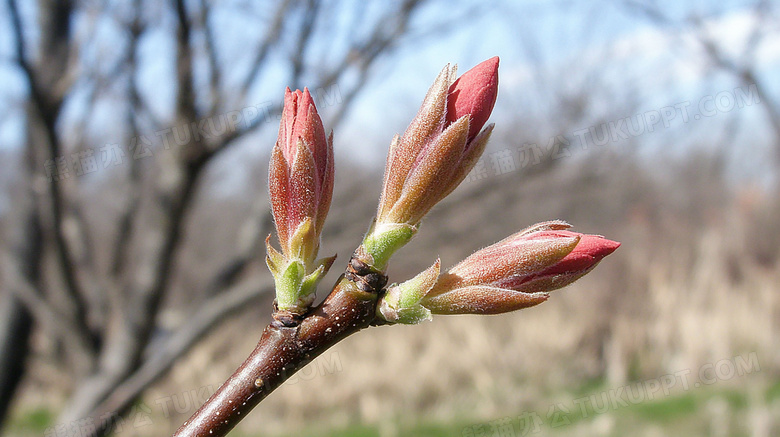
[397,259,440,308]
[265,235,285,275]
[275,260,304,310]
[396,304,432,324]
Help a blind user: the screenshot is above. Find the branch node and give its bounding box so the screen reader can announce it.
[271,302,305,327]
[345,254,388,293]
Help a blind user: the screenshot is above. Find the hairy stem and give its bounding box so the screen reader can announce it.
[173,269,381,437]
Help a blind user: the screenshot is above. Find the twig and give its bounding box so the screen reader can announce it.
[174,262,383,437]
[83,277,273,437]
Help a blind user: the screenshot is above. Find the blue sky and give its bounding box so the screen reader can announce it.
[1,0,778,196]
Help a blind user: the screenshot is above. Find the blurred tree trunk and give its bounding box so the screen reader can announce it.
[0,294,33,427]
[0,118,45,429]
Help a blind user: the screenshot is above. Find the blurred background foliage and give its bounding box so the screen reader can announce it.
[0,0,778,436]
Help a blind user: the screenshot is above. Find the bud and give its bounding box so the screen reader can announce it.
[377,259,440,324]
[364,58,499,268]
[446,56,499,141]
[267,88,335,312]
[420,222,620,315]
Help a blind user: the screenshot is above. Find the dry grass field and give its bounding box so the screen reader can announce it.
[8,149,780,437]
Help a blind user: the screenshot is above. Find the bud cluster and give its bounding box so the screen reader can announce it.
[265,58,619,323]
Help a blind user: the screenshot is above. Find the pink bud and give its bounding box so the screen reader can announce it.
[278,88,330,183]
[420,224,620,315]
[446,56,499,141]
[269,88,334,264]
[376,58,499,227]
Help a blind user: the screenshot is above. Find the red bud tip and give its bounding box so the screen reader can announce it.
[536,231,621,276]
[446,56,499,141]
[279,88,329,176]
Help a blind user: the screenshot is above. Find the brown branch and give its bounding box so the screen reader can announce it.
[174,271,380,437]
[84,276,273,437]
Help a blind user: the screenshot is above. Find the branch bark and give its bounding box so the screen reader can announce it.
[174,270,380,437]
[84,277,273,437]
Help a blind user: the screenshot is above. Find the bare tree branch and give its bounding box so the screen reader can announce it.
[323,0,424,127]
[1,254,85,353]
[110,0,146,290]
[289,0,320,87]
[58,0,206,422]
[84,204,273,435]
[199,0,223,117]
